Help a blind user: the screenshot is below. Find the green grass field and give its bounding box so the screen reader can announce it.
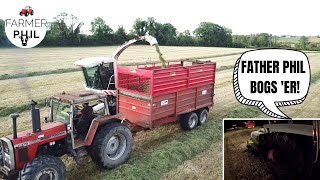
[0,46,319,179]
[277,36,320,43]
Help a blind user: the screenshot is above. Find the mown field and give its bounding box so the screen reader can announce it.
[277,36,320,43]
[0,46,319,179]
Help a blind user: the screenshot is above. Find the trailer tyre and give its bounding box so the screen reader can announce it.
[91,123,133,169]
[197,108,209,125]
[19,155,66,180]
[180,112,198,131]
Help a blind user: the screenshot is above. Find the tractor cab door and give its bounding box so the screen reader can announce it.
[82,62,116,91]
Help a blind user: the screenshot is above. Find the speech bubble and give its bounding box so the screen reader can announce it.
[233,49,310,119]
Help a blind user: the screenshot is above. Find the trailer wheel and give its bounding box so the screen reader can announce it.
[180,112,198,131]
[91,123,133,169]
[197,108,209,125]
[19,155,66,180]
[19,11,23,16]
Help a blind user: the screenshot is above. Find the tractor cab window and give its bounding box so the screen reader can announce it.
[82,63,115,90]
[51,99,71,124]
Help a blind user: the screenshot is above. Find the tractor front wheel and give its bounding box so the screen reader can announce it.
[19,155,66,180]
[30,10,34,15]
[91,123,133,169]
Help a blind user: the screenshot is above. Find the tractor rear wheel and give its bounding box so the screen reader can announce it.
[180,112,198,131]
[25,12,29,17]
[91,123,133,169]
[19,155,66,180]
[197,108,209,125]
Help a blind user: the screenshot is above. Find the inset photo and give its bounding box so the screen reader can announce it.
[223,119,320,180]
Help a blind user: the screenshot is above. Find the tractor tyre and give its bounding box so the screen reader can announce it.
[25,12,29,17]
[90,122,133,169]
[19,12,23,16]
[30,10,34,15]
[19,155,66,180]
[196,108,209,126]
[180,112,198,131]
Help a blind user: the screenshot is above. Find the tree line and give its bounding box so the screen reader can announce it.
[0,13,319,51]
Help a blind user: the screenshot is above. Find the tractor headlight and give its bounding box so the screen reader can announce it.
[0,142,3,166]
[2,141,11,165]
[4,153,11,164]
[2,141,9,154]
[0,139,14,169]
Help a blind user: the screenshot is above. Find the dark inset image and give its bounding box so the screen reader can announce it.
[224,119,320,180]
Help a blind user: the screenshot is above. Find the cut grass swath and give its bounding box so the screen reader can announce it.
[0,100,45,117]
[95,106,262,180]
[0,68,80,80]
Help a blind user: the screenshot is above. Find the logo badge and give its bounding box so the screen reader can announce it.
[5,6,47,48]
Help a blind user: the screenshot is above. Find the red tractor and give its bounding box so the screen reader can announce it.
[20,6,34,17]
[0,36,216,179]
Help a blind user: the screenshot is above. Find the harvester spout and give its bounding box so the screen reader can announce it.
[144,35,158,46]
[112,35,158,60]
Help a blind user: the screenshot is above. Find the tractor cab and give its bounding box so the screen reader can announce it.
[49,91,109,149]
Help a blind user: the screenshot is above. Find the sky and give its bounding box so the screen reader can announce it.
[1,0,320,36]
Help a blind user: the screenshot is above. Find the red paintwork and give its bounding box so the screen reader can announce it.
[20,6,33,15]
[85,62,216,145]
[117,62,216,129]
[117,63,216,96]
[247,121,255,129]
[7,122,67,170]
[85,120,100,146]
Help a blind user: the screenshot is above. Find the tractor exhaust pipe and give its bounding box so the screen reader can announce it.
[10,113,19,139]
[31,100,41,133]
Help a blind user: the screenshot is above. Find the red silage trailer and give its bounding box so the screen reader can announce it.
[117,61,216,130]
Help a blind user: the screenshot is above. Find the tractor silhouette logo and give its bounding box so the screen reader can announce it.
[20,6,34,17]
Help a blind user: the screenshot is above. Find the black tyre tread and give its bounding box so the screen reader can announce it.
[180,112,198,131]
[91,123,133,169]
[19,155,66,180]
[196,108,209,126]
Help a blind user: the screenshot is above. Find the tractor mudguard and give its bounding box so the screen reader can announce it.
[85,115,122,146]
